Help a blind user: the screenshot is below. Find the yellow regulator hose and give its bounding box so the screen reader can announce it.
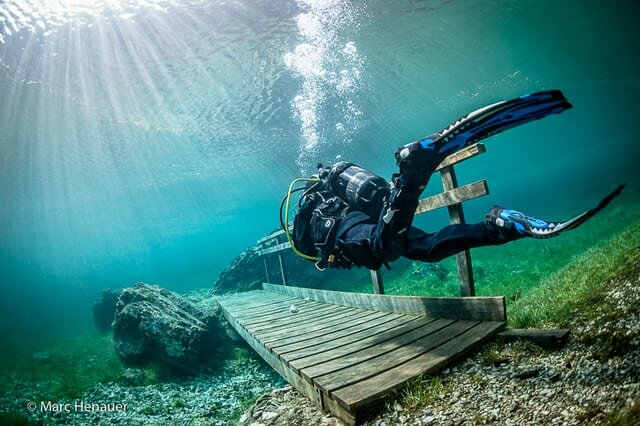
[284,177,321,262]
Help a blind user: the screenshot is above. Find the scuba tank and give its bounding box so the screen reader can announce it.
[325,161,390,219]
[280,161,390,266]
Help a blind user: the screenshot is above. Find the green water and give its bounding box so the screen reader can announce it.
[0,0,639,422]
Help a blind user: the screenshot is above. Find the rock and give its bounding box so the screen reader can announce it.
[515,366,542,379]
[93,288,123,332]
[120,368,145,386]
[213,247,265,294]
[211,232,392,295]
[261,411,279,421]
[112,283,233,373]
[422,415,436,424]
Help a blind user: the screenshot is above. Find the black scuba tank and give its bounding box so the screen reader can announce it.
[326,161,390,219]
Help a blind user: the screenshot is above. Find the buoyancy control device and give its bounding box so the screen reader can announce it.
[280,162,391,263]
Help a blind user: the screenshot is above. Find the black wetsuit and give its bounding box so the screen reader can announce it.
[290,90,617,270]
[293,182,521,270]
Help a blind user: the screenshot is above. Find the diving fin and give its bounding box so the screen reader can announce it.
[487,184,625,239]
[397,90,573,165]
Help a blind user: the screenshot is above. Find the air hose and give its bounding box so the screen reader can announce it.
[282,177,322,262]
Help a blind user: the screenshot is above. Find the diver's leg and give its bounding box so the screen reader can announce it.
[377,134,456,260]
[377,90,573,262]
[333,213,386,270]
[402,222,522,263]
[377,163,440,261]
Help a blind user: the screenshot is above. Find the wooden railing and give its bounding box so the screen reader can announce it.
[256,143,489,297]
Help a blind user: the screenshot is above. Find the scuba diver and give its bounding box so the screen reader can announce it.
[281,90,624,271]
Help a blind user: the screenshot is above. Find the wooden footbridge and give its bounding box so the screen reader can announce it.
[217,144,510,424]
[218,285,505,425]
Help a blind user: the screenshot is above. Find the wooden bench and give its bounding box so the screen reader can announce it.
[256,143,490,297]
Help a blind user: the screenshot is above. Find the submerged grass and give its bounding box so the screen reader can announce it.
[604,399,640,426]
[389,374,452,411]
[0,333,126,402]
[357,200,640,335]
[508,221,640,328]
[379,206,639,413]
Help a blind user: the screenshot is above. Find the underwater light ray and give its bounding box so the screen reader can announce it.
[118,25,170,130]
[0,45,26,176]
[97,18,136,129]
[140,19,201,134]
[33,25,97,264]
[83,11,233,240]
[31,17,158,264]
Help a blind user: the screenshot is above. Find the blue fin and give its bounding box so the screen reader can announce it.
[488,184,625,239]
[419,90,573,157]
[542,184,625,236]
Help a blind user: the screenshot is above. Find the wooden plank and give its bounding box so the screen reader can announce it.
[227,305,296,322]
[216,289,268,301]
[220,292,302,309]
[258,242,291,256]
[245,304,349,331]
[219,304,357,425]
[220,294,296,311]
[299,319,460,381]
[263,256,270,282]
[223,299,305,318]
[290,315,440,377]
[415,179,488,215]
[257,229,287,245]
[259,308,374,344]
[249,305,357,336]
[290,318,444,373]
[439,165,476,297]
[224,300,302,319]
[435,143,486,171]
[271,311,399,351]
[453,249,475,297]
[278,315,424,362]
[227,298,322,319]
[333,320,504,409]
[370,269,384,294]
[243,304,344,329]
[263,283,506,322]
[218,290,288,307]
[315,320,479,393]
[278,253,287,286]
[279,317,418,364]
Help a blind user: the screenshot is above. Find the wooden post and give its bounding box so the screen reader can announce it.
[263,255,271,283]
[370,270,384,294]
[278,253,287,286]
[439,165,476,297]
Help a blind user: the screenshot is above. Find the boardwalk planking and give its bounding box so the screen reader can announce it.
[275,313,407,356]
[290,317,441,373]
[217,287,505,425]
